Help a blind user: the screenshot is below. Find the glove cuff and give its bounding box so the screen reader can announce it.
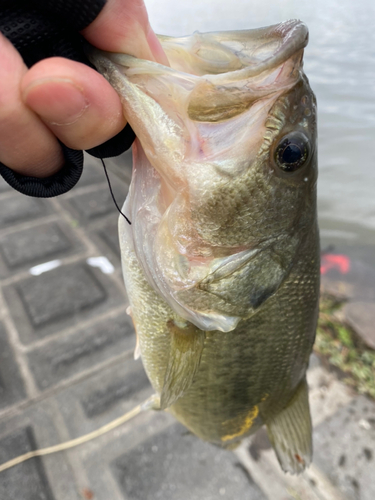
[0,144,83,198]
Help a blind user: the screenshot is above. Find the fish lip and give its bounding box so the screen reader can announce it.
[89,20,308,126]
[90,19,308,79]
[228,19,309,80]
[159,19,309,82]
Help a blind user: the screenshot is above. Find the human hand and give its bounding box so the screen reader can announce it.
[0,0,168,179]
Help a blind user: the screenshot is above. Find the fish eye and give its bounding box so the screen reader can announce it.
[275,132,310,172]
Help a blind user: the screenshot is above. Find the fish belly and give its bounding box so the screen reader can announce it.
[120,213,320,448]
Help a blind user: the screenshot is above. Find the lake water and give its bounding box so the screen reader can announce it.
[146,0,375,261]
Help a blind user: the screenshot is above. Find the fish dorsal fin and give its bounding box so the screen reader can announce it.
[266,378,312,474]
[160,320,205,410]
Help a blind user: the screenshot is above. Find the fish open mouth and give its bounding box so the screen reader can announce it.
[159,19,308,78]
[157,20,309,123]
[91,20,312,332]
[92,20,308,125]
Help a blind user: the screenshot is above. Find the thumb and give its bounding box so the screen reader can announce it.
[82,0,169,65]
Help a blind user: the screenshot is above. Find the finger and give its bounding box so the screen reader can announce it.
[22,57,126,151]
[82,0,169,65]
[0,33,64,177]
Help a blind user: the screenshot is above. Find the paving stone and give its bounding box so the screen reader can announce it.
[81,364,150,418]
[96,219,121,257]
[111,423,267,500]
[74,157,107,188]
[308,358,354,428]
[27,313,136,390]
[3,262,127,344]
[0,400,83,500]
[0,426,54,500]
[0,223,73,269]
[102,150,133,185]
[75,409,267,500]
[0,194,50,228]
[344,301,375,349]
[314,395,375,500]
[67,183,127,222]
[56,359,153,440]
[0,321,26,410]
[0,177,12,193]
[247,428,272,462]
[19,265,105,327]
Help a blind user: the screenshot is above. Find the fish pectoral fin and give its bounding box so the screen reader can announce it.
[265,378,312,474]
[160,321,205,410]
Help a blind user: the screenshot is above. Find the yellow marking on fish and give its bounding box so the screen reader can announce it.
[221,406,259,442]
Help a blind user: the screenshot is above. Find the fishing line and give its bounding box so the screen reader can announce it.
[0,396,157,473]
[100,158,131,225]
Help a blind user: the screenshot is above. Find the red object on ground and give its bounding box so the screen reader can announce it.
[321,254,351,275]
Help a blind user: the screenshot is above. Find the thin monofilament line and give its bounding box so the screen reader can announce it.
[100,158,131,225]
[0,397,157,473]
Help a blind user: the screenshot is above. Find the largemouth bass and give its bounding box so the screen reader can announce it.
[91,19,319,474]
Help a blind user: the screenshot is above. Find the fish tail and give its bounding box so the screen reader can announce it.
[265,377,312,474]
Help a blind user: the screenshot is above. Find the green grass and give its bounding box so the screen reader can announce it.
[315,295,375,399]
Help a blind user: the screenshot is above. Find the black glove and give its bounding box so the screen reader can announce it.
[0,0,135,197]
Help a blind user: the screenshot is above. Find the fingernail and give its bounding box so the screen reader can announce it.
[23,78,89,126]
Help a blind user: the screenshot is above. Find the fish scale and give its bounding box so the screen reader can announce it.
[170,228,319,437]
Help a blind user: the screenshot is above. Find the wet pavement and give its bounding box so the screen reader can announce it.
[0,153,374,500]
